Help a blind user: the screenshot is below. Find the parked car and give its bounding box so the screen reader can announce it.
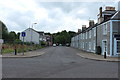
[66,43,70,47]
[59,44,62,46]
[53,44,56,47]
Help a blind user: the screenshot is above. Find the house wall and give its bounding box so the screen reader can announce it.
[112,21,120,56]
[70,8,119,57]
[71,20,112,56]
[20,28,40,44]
[97,21,110,56]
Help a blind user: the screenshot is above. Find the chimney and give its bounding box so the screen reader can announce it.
[82,25,86,31]
[105,6,115,11]
[89,20,94,27]
[78,29,81,33]
[98,7,104,24]
[99,7,102,18]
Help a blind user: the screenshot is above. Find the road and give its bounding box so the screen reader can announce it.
[2,46,119,78]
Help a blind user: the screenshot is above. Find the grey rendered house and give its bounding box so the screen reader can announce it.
[71,6,120,57]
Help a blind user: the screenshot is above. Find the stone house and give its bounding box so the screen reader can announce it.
[71,6,120,57]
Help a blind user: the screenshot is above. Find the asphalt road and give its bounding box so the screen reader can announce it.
[2,46,119,78]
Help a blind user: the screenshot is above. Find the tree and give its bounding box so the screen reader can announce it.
[1,21,9,42]
[52,30,76,45]
[8,31,17,43]
[44,32,51,35]
[16,32,20,39]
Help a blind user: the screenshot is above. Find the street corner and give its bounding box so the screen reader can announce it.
[2,51,46,58]
[76,53,120,62]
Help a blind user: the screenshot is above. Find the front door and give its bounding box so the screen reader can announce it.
[102,40,107,56]
[116,40,120,54]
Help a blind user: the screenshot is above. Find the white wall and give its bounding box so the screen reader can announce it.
[20,28,40,44]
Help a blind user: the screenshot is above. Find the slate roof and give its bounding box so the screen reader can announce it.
[111,11,120,20]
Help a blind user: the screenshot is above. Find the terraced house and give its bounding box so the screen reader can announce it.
[71,6,120,57]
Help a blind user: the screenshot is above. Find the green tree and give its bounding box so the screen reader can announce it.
[52,30,76,45]
[16,32,20,39]
[1,21,9,42]
[8,31,17,43]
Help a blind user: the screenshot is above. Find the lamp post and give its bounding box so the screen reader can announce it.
[31,23,37,43]
[31,23,37,50]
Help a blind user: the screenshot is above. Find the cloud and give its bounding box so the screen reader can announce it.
[0,0,118,33]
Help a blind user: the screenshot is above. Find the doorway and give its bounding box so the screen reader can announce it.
[102,40,108,56]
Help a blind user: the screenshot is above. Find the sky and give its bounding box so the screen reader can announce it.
[0,0,119,33]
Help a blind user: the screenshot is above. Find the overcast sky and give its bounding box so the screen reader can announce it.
[0,0,119,33]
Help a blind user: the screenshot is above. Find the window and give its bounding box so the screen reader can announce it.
[80,34,82,40]
[117,40,120,54]
[83,33,84,39]
[89,42,91,50]
[94,28,96,37]
[83,42,84,49]
[86,32,87,39]
[93,40,95,50]
[103,23,107,35]
[89,30,91,38]
[81,42,82,48]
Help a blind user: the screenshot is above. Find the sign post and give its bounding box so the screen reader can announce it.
[21,32,26,55]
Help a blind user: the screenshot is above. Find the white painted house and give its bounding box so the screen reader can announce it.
[20,28,44,44]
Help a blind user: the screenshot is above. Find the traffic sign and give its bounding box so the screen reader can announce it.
[22,32,26,37]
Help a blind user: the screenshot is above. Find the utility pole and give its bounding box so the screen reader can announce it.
[31,23,37,50]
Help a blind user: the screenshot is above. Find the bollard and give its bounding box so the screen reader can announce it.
[14,49,17,55]
[104,52,106,59]
[14,46,17,55]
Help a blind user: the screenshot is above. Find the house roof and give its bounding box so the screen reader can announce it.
[111,11,120,20]
[25,28,44,35]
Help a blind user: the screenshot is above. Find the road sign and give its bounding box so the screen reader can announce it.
[22,32,26,37]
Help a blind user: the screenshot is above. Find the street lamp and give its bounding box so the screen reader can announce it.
[31,23,37,50]
[32,23,37,29]
[31,23,37,43]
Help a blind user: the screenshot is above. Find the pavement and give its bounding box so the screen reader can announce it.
[1,47,120,62]
[1,48,46,58]
[76,48,120,62]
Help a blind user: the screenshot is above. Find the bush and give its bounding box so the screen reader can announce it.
[40,41,47,46]
[14,39,22,44]
[96,46,101,55]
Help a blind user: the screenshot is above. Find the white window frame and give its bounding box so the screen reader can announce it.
[94,28,96,37]
[86,32,87,39]
[93,40,95,51]
[81,34,83,40]
[116,40,120,54]
[102,39,108,56]
[103,23,107,35]
[89,42,91,50]
[83,42,84,49]
[89,30,91,38]
[83,33,84,39]
[114,38,120,55]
